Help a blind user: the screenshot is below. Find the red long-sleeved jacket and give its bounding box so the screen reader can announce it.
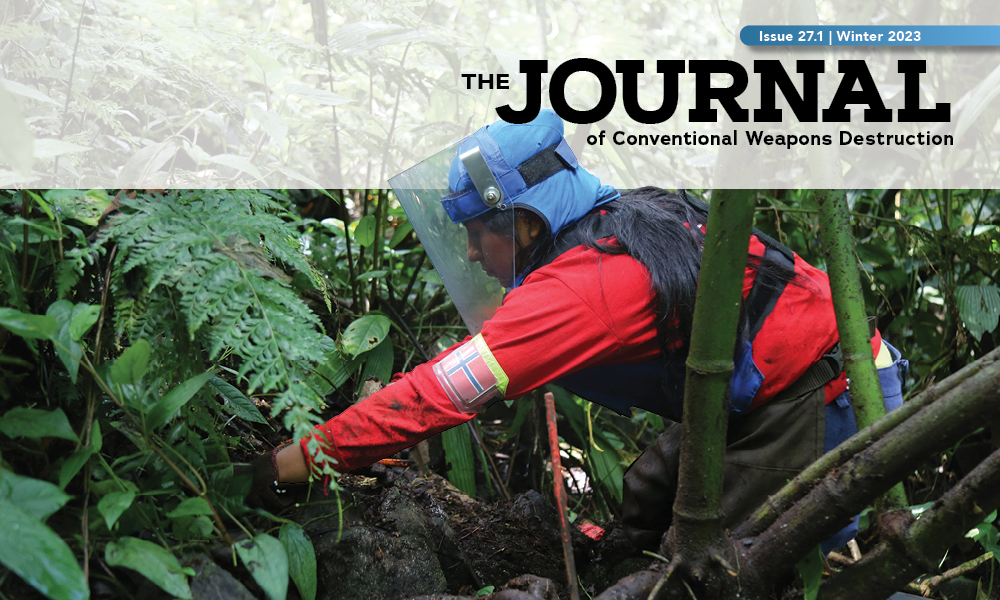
[301,236,878,474]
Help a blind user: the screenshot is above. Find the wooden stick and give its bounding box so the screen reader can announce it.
[544,392,580,600]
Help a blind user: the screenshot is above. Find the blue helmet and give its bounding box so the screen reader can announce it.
[442,109,619,238]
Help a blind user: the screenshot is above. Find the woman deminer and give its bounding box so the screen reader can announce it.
[242,110,907,553]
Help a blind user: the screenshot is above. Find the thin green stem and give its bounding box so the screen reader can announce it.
[72,350,235,545]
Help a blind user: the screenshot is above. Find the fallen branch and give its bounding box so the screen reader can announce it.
[736,347,1000,539]
[744,352,1000,578]
[909,552,994,597]
[818,447,1000,600]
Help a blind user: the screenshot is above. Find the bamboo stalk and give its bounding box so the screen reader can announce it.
[816,189,907,511]
[668,189,756,564]
[816,190,886,429]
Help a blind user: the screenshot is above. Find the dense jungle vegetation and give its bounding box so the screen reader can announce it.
[0,187,998,600]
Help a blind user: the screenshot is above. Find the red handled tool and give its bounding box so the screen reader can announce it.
[544,391,580,600]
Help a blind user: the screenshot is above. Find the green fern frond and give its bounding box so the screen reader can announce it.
[309,262,332,313]
[56,245,100,300]
[98,190,333,434]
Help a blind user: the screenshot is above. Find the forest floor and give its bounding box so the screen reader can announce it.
[191,467,647,600]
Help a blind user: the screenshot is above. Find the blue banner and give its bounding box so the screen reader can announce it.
[741,26,1000,46]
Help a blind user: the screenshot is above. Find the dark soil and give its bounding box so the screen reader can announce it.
[217,468,649,600]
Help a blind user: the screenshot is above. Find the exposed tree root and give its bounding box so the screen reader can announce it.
[592,569,663,600]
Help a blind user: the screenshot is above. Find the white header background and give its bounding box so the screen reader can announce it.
[0,0,998,189]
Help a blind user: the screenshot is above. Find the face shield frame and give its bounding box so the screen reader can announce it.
[389,138,511,335]
[388,133,580,335]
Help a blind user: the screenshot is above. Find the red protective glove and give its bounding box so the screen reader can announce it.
[300,360,474,474]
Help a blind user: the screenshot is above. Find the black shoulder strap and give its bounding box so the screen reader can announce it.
[744,231,795,340]
[751,228,795,263]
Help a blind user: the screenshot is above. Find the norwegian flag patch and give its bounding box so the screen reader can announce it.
[433,334,509,413]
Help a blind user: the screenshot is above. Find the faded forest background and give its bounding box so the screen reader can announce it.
[2,0,1000,599]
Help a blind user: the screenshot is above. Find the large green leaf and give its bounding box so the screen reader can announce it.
[208,377,268,424]
[387,221,412,249]
[441,425,476,496]
[42,190,111,226]
[58,448,94,490]
[90,420,103,452]
[248,106,288,145]
[146,371,215,430]
[105,537,192,599]
[240,45,284,78]
[235,534,288,600]
[955,285,1000,341]
[0,308,57,340]
[166,497,213,518]
[353,215,376,247]
[355,269,388,282]
[110,340,151,386]
[0,499,89,600]
[280,523,317,600]
[0,407,78,442]
[34,139,91,160]
[23,191,55,219]
[358,339,394,390]
[283,83,353,106]
[211,153,265,183]
[0,471,71,520]
[311,348,349,396]
[585,433,624,504]
[340,315,391,358]
[68,304,100,341]
[551,387,624,503]
[47,300,81,383]
[0,79,60,106]
[855,242,894,266]
[115,140,179,187]
[955,61,1000,140]
[97,491,136,530]
[967,511,1000,562]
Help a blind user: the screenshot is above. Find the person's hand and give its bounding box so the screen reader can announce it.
[236,376,386,510]
[235,444,296,510]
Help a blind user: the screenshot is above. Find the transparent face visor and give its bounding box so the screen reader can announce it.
[388,139,516,335]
